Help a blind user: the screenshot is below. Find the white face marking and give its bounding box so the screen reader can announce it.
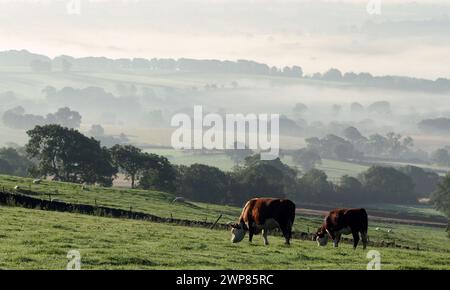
[231,227,246,243]
[316,235,328,246]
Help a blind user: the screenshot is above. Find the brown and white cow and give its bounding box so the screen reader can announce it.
[314,208,368,249]
[230,198,296,245]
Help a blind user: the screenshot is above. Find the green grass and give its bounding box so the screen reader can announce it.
[0,206,449,270]
[0,174,241,224]
[360,203,447,220]
[144,148,237,172]
[1,174,449,254]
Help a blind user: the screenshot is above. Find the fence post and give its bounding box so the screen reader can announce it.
[210,214,222,230]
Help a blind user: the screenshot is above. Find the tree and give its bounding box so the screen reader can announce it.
[350,102,364,113]
[0,159,13,175]
[337,175,364,203]
[418,118,450,133]
[46,107,82,128]
[292,148,321,171]
[139,153,177,193]
[322,68,342,81]
[293,103,308,115]
[2,106,46,129]
[110,145,145,189]
[26,124,117,186]
[177,164,230,203]
[232,154,298,204]
[331,104,342,116]
[225,142,253,165]
[0,147,33,177]
[297,169,334,202]
[358,166,416,203]
[365,134,389,156]
[306,134,362,161]
[399,166,440,198]
[431,174,450,218]
[431,148,450,166]
[291,66,303,78]
[88,124,105,137]
[367,101,391,115]
[343,127,365,143]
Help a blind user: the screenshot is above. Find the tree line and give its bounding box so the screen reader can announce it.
[0,124,446,211]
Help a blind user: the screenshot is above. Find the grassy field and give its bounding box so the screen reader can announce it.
[1,174,449,255]
[0,174,241,224]
[358,203,447,220]
[0,205,449,270]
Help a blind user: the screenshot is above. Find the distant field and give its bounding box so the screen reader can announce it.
[0,205,449,270]
[359,203,447,220]
[143,148,369,180]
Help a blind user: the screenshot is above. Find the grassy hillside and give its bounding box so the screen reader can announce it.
[1,174,449,253]
[0,174,241,224]
[0,205,449,270]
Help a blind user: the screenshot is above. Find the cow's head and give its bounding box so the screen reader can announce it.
[230,222,248,243]
[314,226,329,246]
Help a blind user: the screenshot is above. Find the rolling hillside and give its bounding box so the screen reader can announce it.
[0,174,449,259]
[0,205,449,270]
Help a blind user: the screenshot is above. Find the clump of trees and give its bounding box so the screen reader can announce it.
[430,174,450,236]
[292,148,321,171]
[0,124,441,208]
[26,124,117,186]
[177,164,231,204]
[431,147,450,166]
[2,106,81,130]
[305,134,363,161]
[224,142,253,166]
[329,127,420,162]
[0,147,33,177]
[110,144,176,191]
[358,166,416,203]
[418,118,450,133]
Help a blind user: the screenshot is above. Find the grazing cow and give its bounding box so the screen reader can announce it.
[314,208,368,249]
[230,198,296,245]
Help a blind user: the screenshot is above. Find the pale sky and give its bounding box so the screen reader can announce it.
[1,0,450,79]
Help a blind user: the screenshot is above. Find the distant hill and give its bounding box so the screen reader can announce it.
[1,49,450,93]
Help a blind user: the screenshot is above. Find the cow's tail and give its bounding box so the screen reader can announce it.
[361,208,368,234]
[289,201,296,226]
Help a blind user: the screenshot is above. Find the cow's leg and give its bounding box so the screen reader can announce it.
[280,220,292,245]
[361,231,368,249]
[248,228,254,243]
[352,231,360,249]
[333,233,341,248]
[262,229,269,246]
